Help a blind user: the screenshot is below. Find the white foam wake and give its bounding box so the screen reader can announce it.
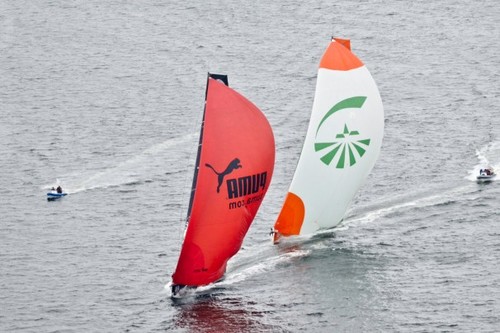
[343,182,481,228]
[220,249,310,287]
[164,247,310,297]
[41,133,197,194]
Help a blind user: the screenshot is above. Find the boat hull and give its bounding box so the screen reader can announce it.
[170,284,197,299]
[476,175,496,182]
[47,192,67,201]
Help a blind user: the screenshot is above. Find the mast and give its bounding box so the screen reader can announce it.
[186,73,229,223]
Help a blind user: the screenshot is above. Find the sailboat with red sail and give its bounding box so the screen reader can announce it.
[171,73,275,297]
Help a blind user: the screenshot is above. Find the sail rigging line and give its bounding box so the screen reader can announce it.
[174,77,209,245]
[185,73,229,230]
[186,74,210,224]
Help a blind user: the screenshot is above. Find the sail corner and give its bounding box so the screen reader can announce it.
[333,37,351,50]
[208,73,229,86]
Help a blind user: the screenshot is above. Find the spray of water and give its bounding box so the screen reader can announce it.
[466,140,500,181]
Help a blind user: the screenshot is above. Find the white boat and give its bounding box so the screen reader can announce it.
[477,167,496,182]
[272,38,384,243]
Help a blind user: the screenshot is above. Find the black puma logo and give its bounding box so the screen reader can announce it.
[205,158,242,193]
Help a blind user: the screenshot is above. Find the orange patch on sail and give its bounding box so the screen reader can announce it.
[273,192,305,236]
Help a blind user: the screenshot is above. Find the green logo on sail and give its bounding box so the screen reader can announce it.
[314,96,371,168]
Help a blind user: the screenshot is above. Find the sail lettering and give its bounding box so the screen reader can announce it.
[228,193,264,210]
[226,172,267,199]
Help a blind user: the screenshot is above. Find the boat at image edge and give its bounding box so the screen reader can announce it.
[170,73,275,298]
[272,38,384,243]
[477,167,496,182]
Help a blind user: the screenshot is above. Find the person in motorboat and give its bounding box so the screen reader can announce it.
[478,167,495,178]
[56,186,63,193]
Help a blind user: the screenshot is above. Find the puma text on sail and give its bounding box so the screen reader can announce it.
[226,172,267,199]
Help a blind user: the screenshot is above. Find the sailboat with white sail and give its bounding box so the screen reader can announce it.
[171,73,275,297]
[272,38,384,243]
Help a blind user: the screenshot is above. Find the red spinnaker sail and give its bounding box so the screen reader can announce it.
[172,76,275,287]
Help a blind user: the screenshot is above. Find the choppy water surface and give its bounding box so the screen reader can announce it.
[1,1,500,332]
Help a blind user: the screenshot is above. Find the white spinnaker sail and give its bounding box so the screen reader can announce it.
[274,39,384,238]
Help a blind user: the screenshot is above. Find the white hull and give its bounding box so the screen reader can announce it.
[476,174,496,182]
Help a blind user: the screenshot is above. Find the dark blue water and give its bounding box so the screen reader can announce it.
[2,1,500,332]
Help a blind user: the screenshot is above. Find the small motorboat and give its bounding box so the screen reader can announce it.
[47,192,67,201]
[47,190,67,201]
[477,167,496,182]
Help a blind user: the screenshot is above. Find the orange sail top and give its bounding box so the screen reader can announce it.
[319,38,364,71]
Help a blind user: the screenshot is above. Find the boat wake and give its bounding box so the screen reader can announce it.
[343,140,500,227]
[165,243,310,299]
[222,248,310,287]
[343,183,482,228]
[41,133,197,194]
